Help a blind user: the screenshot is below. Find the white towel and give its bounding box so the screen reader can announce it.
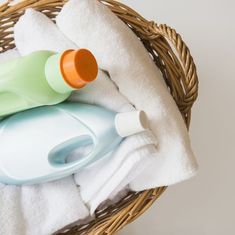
[69,74,157,213]
[14,8,77,55]
[57,0,198,190]
[14,8,157,214]
[0,179,89,235]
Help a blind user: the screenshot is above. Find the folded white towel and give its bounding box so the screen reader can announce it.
[7,7,155,230]
[69,72,157,213]
[0,177,88,235]
[57,0,198,190]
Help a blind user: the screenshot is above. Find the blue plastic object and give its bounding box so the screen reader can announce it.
[0,103,147,185]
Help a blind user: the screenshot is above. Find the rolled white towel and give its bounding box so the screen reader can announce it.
[56,0,198,190]
[14,8,77,55]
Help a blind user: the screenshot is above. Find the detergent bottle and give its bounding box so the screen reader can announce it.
[0,49,98,117]
[0,102,148,185]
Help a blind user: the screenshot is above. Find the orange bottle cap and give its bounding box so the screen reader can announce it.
[60,49,98,89]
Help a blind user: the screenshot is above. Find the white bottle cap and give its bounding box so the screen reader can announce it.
[114,110,148,137]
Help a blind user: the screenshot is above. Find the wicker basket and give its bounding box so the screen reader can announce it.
[0,0,198,234]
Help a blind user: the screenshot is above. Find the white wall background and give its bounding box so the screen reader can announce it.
[0,0,234,234]
[119,0,235,234]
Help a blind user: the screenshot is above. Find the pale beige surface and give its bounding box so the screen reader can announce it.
[119,0,235,234]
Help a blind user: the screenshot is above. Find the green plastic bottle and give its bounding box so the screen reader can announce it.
[0,49,98,117]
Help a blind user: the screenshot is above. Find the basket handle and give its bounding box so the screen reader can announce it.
[152,23,199,126]
[158,24,198,95]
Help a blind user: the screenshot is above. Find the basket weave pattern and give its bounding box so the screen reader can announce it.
[0,1,198,234]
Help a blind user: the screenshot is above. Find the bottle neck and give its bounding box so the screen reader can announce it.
[45,52,75,94]
[45,49,98,94]
[114,111,148,137]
